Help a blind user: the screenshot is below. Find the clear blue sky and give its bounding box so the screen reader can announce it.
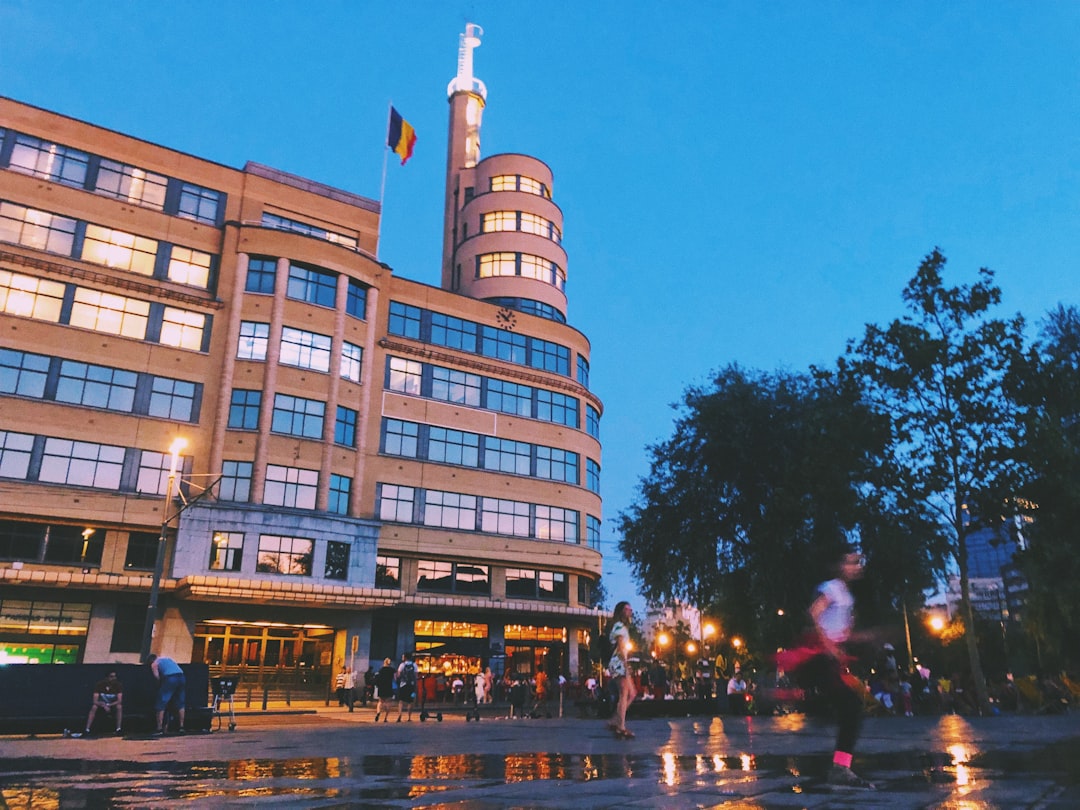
[3,2,1077,612]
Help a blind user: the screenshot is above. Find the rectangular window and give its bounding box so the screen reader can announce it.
[280,327,332,372]
[430,312,477,352]
[256,534,313,576]
[0,349,49,399]
[123,531,158,570]
[38,438,124,489]
[428,427,479,467]
[586,515,601,549]
[431,366,481,406]
[238,321,269,360]
[177,182,222,225]
[81,224,157,276]
[0,269,65,322]
[586,405,600,439]
[345,279,367,319]
[8,135,89,187]
[54,360,137,412]
[481,211,517,232]
[485,378,533,417]
[577,355,590,388]
[166,246,212,288]
[375,555,400,589]
[480,498,530,538]
[328,473,351,516]
[287,263,336,308]
[218,460,252,503]
[586,459,601,493]
[227,389,261,430]
[455,563,490,595]
[382,418,419,458]
[263,464,318,510]
[261,212,358,249]
[340,341,363,382]
[0,519,44,559]
[423,490,477,530]
[538,571,568,601]
[477,252,517,279]
[109,603,145,654]
[388,301,422,338]
[44,524,104,565]
[536,446,579,484]
[159,306,207,351]
[480,326,527,364]
[536,389,579,428]
[95,159,168,209]
[0,431,34,479]
[69,288,150,340]
[148,376,197,421]
[137,450,185,496]
[505,568,538,599]
[377,483,414,523]
[530,338,570,375]
[535,505,578,544]
[387,356,422,395]
[482,437,531,475]
[245,256,277,294]
[324,540,350,580]
[334,405,357,446]
[209,531,244,571]
[271,394,325,439]
[417,560,453,592]
[0,201,77,256]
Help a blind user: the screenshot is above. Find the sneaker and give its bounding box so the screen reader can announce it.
[152,729,165,737]
[828,764,875,790]
[114,728,122,735]
[374,713,380,722]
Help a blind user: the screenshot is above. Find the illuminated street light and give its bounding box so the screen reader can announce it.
[140,437,187,661]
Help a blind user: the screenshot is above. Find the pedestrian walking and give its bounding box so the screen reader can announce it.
[605,600,636,739]
[373,658,395,722]
[343,668,356,711]
[395,652,418,722]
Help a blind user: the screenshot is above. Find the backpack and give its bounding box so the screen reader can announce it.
[597,623,615,663]
[401,661,417,687]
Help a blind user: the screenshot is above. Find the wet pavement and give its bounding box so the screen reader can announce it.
[2,704,1079,808]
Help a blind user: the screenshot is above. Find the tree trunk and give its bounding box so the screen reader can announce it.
[957,529,993,715]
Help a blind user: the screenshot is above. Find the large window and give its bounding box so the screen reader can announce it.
[159,306,207,351]
[166,246,212,288]
[256,535,313,576]
[324,540,350,580]
[480,326,527,364]
[388,301,421,338]
[287,263,336,308]
[55,361,137,411]
[334,406,357,447]
[340,342,363,382]
[209,531,244,572]
[245,256,277,294]
[95,159,168,209]
[261,212,358,249]
[535,505,578,543]
[271,394,325,439]
[506,568,567,601]
[38,439,124,489]
[530,338,570,375]
[238,321,269,360]
[263,464,318,510]
[586,515,601,550]
[423,491,477,530]
[427,426,479,466]
[577,355,590,388]
[382,419,419,458]
[375,555,400,589]
[43,524,104,565]
[124,531,158,570]
[0,431,33,479]
[0,268,65,321]
[482,437,530,475]
[81,224,157,276]
[586,405,600,439]
[328,474,351,516]
[387,357,422,395]
[377,484,415,522]
[431,312,477,351]
[480,498,530,538]
[586,459,601,493]
[177,182,222,225]
[148,376,197,421]
[431,366,481,406]
[0,201,77,256]
[536,446,579,484]
[485,379,532,417]
[537,389,579,428]
[417,560,490,595]
[346,279,367,319]
[8,134,89,187]
[280,327,332,372]
[228,389,261,430]
[219,460,253,502]
[69,288,150,340]
[489,174,550,198]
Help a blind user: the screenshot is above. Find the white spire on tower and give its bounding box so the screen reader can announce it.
[447,23,487,99]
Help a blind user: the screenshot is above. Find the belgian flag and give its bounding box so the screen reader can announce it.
[387,107,417,165]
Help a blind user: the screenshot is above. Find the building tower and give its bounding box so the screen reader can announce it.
[441,24,569,324]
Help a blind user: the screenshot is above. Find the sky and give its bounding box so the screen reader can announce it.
[2,1,1077,613]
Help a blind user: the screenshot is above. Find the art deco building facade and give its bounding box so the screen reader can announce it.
[0,26,603,691]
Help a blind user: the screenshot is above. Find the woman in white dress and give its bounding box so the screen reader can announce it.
[607,600,637,738]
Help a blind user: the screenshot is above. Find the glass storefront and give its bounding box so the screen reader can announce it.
[192,621,335,694]
[0,599,90,663]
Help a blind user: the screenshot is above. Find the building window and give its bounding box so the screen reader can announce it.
[218,460,253,502]
[148,376,197,421]
[261,212,358,249]
[280,327,332,372]
[8,134,89,187]
[256,535,313,576]
[334,406,357,447]
[324,540,350,580]
[417,561,490,595]
[271,394,325,439]
[387,357,422,395]
[227,389,261,430]
[377,483,415,522]
[44,524,104,565]
[124,531,158,570]
[388,301,422,338]
[482,437,531,476]
[535,446,578,484]
[287,262,336,308]
[586,459,601,493]
[535,506,578,543]
[0,201,77,257]
[245,256,277,294]
[530,338,570,375]
[489,174,550,198]
[431,312,477,352]
[81,224,158,276]
[0,431,33,480]
[209,531,244,571]
[485,378,532,417]
[69,288,150,340]
[428,426,479,467]
[423,491,477,530]
[166,246,212,289]
[536,389,579,428]
[431,366,481,406]
[586,405,600,439]
[480,498,530,538]
[328,474,351,516]
[586,515,601,549]
[0,348,49,398]
[263,465,318,510]
[109,603,144,654]
[159,306,206,351]
[177,182,222,225]
[538,571,568,601]
[237,321,269,361]
[345,279,367,319]
[506,568,537,599]
[481,211,516,232]
[38,438,124,490]
[477,252,517,280]
[340,341,363,382]
[375,555,400,589]
[95,159,167,209]
[577,356,590,388]
[137,450,186,496]
[55,360,137,411]
[381,418,419,458]
[0,518,44,559]
[480,326,527,365]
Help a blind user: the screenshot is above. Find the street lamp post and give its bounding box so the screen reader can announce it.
[140,438,186,662]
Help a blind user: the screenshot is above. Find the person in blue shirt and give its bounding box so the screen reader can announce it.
[147,654,186,735]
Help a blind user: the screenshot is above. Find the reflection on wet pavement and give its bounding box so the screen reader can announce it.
[3,739,1080,809]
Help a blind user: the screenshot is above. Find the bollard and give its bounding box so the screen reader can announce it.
[262,685,269,711]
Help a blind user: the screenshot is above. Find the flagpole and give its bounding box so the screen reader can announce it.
[377,102,392,260]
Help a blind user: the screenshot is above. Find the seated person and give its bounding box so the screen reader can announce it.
[85,670,123,735]
[727,665,749,714]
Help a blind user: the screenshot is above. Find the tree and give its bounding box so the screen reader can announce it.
[616,364,904,653]
[842,249,1026,714]
[1007,305,1080,670]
